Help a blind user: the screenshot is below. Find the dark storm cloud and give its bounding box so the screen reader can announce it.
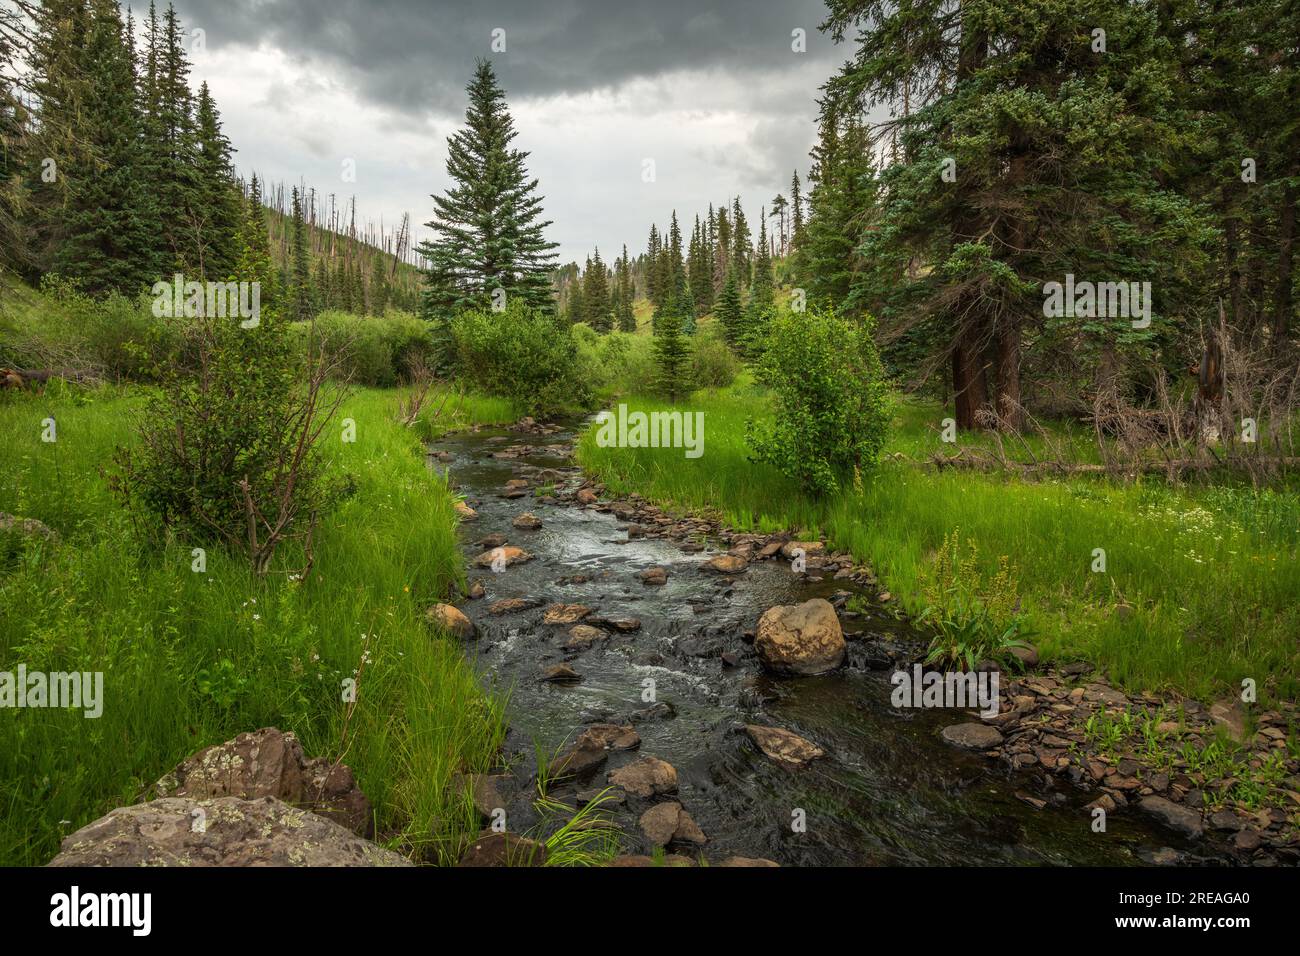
[165,0,843,116]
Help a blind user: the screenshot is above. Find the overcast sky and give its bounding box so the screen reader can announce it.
[146,0,849,264]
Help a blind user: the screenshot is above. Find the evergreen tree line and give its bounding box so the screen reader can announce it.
[797,0,1299,430]
[0,1,414,323]
[561,182,809,354]
[2,0,242,294]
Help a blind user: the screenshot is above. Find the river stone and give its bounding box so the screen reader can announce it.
[608,756,678,797]
[744,725,825,770]
[426,603,475,640]
[1140,796,1204,839]
[581,723,641,752]
[544,603,592,625]
[540,664,582,683]
[458,830,548,867]
[474,546,533,568]
[504,479,529,490]
[780,540,824,559]
[718,856,780,867]
[153,727,373,836]
[754,598,845,676]
[512,512,543,530]
[577,488,599,505]
[565,624,607,650]
[467,580,486,600]
[1209,698,1247,741]
[608,853,694,867]
[1008,643,1039,668]
[638,801,707,848]
[639,802,681,847]
[489,597,542,615]
[639,566,669,586]
[702,554,748,574]
[477,532,508,549]
[452,500,477,521]
[940,723,1005,751]
[452,773,511,820]
[48,797,409,867]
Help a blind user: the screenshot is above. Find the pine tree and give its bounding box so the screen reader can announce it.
[152,3,202,273]
[616,245,636,331]
[418,60,558,317]
[50,0,161,295]
[716,270,743,346]
[790,170,805,253]
[234,174,279,311]
[583,248,612,330]
[731,197,750,286]
[193,81,241,279]
[645,223,660,307]
[288,186,313,321]
[653,296,692,400]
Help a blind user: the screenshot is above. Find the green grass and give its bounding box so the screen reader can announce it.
[577,376,1300,703]
[0,384,514,866]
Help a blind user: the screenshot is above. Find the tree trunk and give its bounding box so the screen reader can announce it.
[953,324,988,430]
[1274,183,1295,349]
[995,315,1023,429]
[950,4,989,432]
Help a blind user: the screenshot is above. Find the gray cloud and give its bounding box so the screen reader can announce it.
[167,0,841,117]
[147,0,849,262]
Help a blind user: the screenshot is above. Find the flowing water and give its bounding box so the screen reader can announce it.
[431,421,1212,866]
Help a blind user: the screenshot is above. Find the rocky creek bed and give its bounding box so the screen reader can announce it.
[45,417,1297,867]
[430,417,1299,866]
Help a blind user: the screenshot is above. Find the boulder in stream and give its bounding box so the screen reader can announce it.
[754,598,845,676]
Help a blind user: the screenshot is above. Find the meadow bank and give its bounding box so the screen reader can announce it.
[0,383,512,866]
[577,376,1300,707]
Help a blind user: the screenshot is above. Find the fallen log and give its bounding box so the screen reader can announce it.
[924,451,1300,476]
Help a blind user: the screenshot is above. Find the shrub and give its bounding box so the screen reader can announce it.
[690,324,739,389]
[298,310,435,387]
[745,306,892,496]
[573,327,657,397]
[918,530,1033,670]
[450,300,590,416]
[107,311,346,573]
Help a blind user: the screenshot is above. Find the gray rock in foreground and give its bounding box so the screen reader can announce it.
[48,796,412,867]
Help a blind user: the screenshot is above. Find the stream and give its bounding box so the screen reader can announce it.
[430,419,1207,866]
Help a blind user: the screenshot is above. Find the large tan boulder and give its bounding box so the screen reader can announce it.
[48,797,410,867]
[427,603,475,639]
[754,598,845,676]
[153,727,373,836]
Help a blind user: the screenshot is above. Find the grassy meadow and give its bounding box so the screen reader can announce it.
[0,383,515,866]
[578,374,1300,705]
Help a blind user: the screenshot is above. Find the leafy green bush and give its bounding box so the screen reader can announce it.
[745,306,892,496]
[450,300,590,416]
[690,324,739,389]
[573,326,657,397]
[4,276,180,381]
[108,311,345,572]
[297,310,435,386]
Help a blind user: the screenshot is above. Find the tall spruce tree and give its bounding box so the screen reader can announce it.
[50,0,161,294]
[193,81,241,279]
[288,186,312,321]
[419,60,558,317]
[583,247,612,330]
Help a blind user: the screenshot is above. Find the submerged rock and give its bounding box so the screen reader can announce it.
[744,725,825,770]
[940,723,1004,751]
